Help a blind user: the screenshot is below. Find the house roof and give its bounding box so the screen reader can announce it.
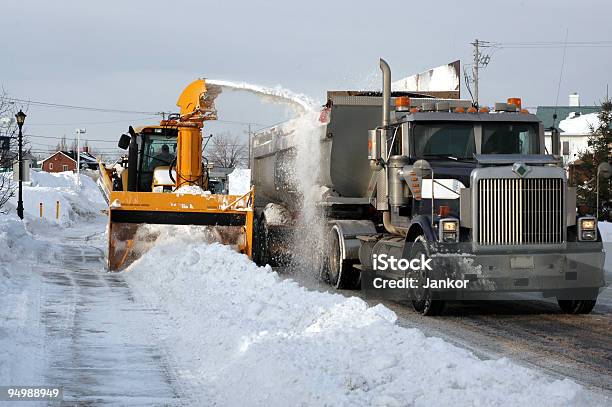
[536,106,600,130]
[40,151,77,164]
[40,150,99,164]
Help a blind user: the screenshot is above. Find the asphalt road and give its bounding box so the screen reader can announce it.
[284,267,612,398]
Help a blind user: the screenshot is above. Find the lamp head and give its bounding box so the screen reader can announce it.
[15,110,26,129]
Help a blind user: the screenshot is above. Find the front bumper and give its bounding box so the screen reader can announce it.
[429,247,606,296]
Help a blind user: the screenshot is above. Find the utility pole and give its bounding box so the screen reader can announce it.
[473,39,480,107]
[471,39,491,107]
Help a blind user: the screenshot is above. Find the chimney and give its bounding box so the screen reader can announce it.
[569,93,580,107]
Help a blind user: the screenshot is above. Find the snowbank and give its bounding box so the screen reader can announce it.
[600,222,612,242]
[126,232,594,406]
[228,168,251,195]
[0,213,53,386]
[5,171,105,225]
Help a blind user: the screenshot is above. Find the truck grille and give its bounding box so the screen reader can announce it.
[478,178,564,245]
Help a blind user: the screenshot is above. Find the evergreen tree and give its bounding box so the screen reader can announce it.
[574,99,612,218]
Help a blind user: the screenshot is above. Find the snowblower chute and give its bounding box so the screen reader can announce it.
[98,79,254,271]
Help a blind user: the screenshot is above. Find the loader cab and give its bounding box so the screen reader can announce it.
[136,126,178,192]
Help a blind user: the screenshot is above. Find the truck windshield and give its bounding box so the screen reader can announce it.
[413,123,475,159]
[481,123,539,154]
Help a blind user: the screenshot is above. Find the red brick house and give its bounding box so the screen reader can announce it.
[41,151,77,173]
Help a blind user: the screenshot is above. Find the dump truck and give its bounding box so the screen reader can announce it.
[251,59,606,315]
[99,79,254,271]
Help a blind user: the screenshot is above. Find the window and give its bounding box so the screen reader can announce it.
[481,123,539,154]
[63,165,68,171]
[143,136,177,171]
[562,141,570,156]
[412,123,475,159]
[49,163,53,170]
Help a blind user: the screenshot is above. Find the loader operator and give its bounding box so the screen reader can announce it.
[150,144,175,170]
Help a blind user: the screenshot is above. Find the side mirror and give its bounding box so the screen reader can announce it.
[118,134,130,150]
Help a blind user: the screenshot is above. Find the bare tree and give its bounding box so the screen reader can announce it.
[207,132,247,168]
[55,135,69,152]
[70,137,79,152]
[0,90,20,212]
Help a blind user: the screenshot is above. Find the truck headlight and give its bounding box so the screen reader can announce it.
[578,216,597,241]
[439,218,459,243]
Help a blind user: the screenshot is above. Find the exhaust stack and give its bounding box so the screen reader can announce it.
[380,58,391,129]
[375,58,391,212]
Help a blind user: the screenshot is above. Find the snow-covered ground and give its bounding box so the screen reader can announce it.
[0,171,609,405]
[125,228,603,406]
[4,170,106,225]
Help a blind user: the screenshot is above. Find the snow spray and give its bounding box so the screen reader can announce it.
[209,79,327,277]
[206,79,317,114]
[286,111,328,277]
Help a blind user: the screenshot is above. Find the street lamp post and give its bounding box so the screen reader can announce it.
[75,128,86,187]
[15,110,26,220]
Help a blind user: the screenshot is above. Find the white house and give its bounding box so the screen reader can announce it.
[538,93,602,165]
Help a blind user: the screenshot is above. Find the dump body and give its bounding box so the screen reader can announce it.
[252,92,451,210]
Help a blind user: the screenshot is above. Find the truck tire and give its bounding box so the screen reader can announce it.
[326,227,360,289]
[557,289,598,314]
[409,235,445,316]
[253,215,271,267]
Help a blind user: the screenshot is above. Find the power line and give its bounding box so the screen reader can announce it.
[6,97,160,115]
[25,133,119,143]
[553,29,570,124]
[493,40,612,49]
[25,117,160,126]
[7,97,273,127]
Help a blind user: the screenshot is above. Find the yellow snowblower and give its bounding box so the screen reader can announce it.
[99,79,254,271]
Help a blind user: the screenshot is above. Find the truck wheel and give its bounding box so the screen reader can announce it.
[253,215,271,267]
[327,227,360,289]
[409,235,444,316]
[557,290,598,314]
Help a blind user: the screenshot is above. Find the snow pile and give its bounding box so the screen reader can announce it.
[207,79,318,113]
[0,214,51,265]
[601,222,612,275]
[126,236,594,406]
[228,168,251,195]
[0,214,53,385]
[6,171,105,225]
[600,222,612,242]
[175,184,211,196]
[559,112,601,135]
